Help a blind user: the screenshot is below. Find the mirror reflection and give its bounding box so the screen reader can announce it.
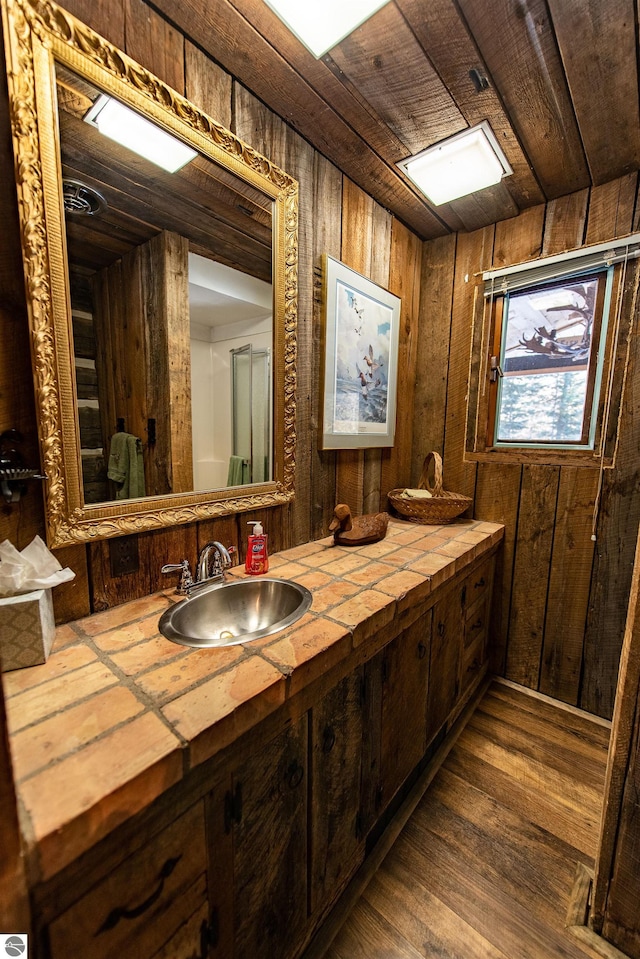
[56,63,274,506]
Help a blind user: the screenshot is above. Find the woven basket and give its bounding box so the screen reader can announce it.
[388,452,472,525]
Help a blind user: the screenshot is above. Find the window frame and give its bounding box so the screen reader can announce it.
[466,236,640,469]
[490,267,611,451]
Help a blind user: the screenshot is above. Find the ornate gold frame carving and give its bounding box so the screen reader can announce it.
[1,0,298,547]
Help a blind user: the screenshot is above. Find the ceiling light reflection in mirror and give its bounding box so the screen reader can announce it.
[84,94,198,172]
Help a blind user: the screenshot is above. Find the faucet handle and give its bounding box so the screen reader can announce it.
[161,559,193,595]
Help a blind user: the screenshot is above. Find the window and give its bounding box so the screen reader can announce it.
[490,270,609,448]
[467,234,640,464]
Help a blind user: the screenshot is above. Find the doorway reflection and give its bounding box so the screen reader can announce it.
[189,254,273,491]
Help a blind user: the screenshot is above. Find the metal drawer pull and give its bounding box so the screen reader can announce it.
[322,726,336,753]
[287,762,304,789]
[97,855,182,934]
[475,577,485,588]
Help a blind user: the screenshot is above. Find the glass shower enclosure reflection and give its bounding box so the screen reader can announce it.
[230,345,272,485]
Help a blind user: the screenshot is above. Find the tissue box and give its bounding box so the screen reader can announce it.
[0,588,55,672]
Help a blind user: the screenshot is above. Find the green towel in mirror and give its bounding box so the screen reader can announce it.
[227,455,250,486]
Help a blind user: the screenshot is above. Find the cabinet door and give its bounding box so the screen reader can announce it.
[232,716,308,959]
[380,612,431,809]
[359,649,384,838]
[49,801,208,959]
[310,668,365,917]
[427,581,465,741]
[205,774,235,959]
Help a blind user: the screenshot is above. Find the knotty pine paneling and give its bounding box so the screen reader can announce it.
[417,172,640,719]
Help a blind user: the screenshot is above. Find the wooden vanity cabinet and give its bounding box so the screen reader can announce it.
[47,801,209,959]
[206,716,308,959]
[36,549,497,959]
[427,579,465,742]
[307,627,434,932]
[309,668,366,919]
[308,552,496,943]
[427,557,495,742]
[379,611,432,809]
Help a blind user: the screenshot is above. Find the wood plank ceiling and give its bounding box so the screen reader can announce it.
[150,0,640,239]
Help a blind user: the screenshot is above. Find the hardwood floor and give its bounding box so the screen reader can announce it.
[323,679,611,959]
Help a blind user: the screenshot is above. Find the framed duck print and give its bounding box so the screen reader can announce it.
[320,255,401,450]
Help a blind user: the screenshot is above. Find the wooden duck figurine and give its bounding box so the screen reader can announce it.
[329,503,389,546]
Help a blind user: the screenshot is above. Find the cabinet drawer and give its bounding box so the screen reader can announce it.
[464,592,489,648]
[49,801,208,959]
[465,557,493,610]
[460,630,487,692]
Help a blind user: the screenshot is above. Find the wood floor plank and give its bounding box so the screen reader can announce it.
[319,681,607,959]
[408,788,576,930]
[326,897,424,959]
[445,742,599,860]
[386,837,592,959]
[364,867,510,959]
[477,692,609,773]
[469,705,607,792]
[432,765,590,887]
[456,724,604,822]
[488,683,611,747]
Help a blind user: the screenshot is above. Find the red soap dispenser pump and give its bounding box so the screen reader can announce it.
[245,521,269,575]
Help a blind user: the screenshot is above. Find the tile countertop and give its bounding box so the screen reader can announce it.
[3,518,503,884]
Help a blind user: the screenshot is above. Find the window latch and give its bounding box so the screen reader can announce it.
[489,355,504,382]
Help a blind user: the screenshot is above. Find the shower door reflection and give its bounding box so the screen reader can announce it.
[230,345,271,485]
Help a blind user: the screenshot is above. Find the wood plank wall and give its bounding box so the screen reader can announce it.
[1,0,638,720]
[413,173,640,719]
[0,0,420,615]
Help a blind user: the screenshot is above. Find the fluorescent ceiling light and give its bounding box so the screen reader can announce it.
[262,0,390,58]
[84,94,197,173]
[397,121,513,206]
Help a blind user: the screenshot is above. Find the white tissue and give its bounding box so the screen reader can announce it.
[0,535,75,597]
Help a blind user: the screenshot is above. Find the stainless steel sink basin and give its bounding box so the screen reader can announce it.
[158,577,313,648]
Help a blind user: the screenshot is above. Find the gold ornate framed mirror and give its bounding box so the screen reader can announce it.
[1,0,298,547]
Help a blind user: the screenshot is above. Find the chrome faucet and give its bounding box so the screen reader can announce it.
[162,542,235,595]
[196,541,233,583]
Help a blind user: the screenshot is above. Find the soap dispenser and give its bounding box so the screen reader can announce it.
[245,521,269,575]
